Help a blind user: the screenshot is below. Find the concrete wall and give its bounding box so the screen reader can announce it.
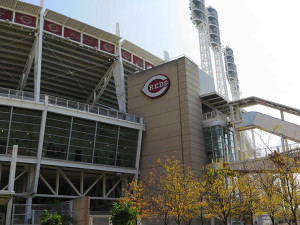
[128,57,205,177]
[74,196,90,225]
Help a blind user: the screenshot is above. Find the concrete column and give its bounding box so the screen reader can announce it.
[25,165,35,223]
[34,6,44,102]
[280,110,289,151]
[251,130,257,158]
[134,122,143,183]
[5,145,18,225]
[113,23,126,112]
[33,96,48,194]
[74,196,90,225]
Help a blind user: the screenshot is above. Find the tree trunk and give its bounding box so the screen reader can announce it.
[292,210,298,225]
[270,217,275,225]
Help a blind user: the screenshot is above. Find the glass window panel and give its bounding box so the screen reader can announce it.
[0,106,10,154]
[116,127,138,168]
[8,108,41,156]
[69,118,95,163]
[43,113,71,160]
[94,123,119,166]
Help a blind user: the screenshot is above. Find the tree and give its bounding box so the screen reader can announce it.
[194,174,211,225]
[269,151,300,225]
[110,201,138,225]
[235,172,261,225]
[149,157,199,225]
[40,210,62,225]
[255,161,282,225]
[205,162,239,225]
[121,180,153,224]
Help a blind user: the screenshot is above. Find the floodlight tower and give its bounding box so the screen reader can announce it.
[206,6,229,99]
[189,0,214,77]
[224,46,241,101]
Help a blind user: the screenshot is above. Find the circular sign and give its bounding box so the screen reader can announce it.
[141,74,170,99]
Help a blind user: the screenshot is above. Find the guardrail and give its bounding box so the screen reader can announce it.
[0,88,143,125]
[202,110,228,122]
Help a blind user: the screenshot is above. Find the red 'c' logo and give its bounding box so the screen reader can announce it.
[141,74,170,99]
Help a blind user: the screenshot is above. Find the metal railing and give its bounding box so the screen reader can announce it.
[202,110,228,122]
[12,202,74,225]
[232,142,300,162]
[0,88,143,125]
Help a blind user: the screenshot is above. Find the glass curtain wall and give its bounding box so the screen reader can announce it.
[203,125,235,163]
[0,107,139,168]
[0,106,42,156]
[43,112,139,168]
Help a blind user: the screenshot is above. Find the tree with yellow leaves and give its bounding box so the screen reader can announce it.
[149,157,199,225]
[120,157,200,225]
[121,180,153,224]
[194,173,211,225]
[205,162,239,225]
[255,160,282,225]
[269,151,300,225]
[235,172,261,225]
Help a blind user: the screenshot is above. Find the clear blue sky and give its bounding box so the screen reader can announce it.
[22,0,300,126]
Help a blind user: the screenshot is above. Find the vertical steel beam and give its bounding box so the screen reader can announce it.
[102,174,106,197]
[280,110,289,151]
[56,169,59,195]
[6,107,13,154]
[134,121,143,183]
[25,165,35,224]
[80,171,84,195]
[114,127,120,166]
[34,7,44,102]
[5,145,18,225]
[251,130,257,159]
[92,122,98,163]
[67,117,73,160]
[33,96,48,194]
[114,23,126,112]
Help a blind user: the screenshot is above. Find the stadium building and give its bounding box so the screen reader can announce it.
[0,0,299,224]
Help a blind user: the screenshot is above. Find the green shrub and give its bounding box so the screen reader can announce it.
[40,209,62,225]
[110,202,138,225]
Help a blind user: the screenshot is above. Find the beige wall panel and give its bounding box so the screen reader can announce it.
[144,123,181,141]
[145,111,180,130]
[128,57,205,175]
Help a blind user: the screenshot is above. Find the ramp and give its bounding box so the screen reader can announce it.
[235,112,300,142]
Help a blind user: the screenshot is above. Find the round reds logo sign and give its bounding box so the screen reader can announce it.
[141,74,170,99]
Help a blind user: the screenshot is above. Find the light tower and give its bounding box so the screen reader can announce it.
[189,0,214,77]
[206,6,229,99]
[224,47,241,100]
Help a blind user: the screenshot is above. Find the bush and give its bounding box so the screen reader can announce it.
[110,202,138,225]
[40,209,62,225]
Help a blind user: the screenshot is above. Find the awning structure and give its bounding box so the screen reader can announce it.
[44,9,121,44]
[0,0,41,16]
[121,40,164,66]
[230,96,300,117]
[200,92,231,114]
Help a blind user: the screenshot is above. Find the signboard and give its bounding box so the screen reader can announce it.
[141,74,170,99]
[15,12,36,27]
[44,20,62,35]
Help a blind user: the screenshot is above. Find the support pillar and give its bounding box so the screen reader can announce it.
[251,130,257,159]
[34,4,44,102]
[280,110,289,151]
[113,22,126,112]
[33,96,48,194]
[134,120,143,183]
[25,165,35,224]
[5,145,18,225]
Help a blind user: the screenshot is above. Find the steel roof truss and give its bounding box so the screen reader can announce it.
[86,61,116,104]
[18,37,37,91]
